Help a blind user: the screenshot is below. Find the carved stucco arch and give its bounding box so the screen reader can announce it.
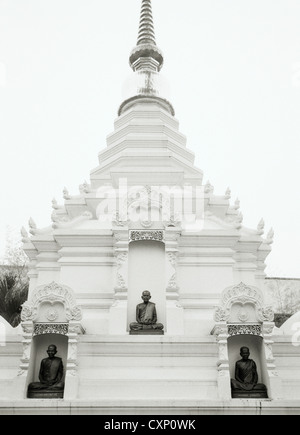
[214,282,274,324]
[18,282,84,399]
[212,282,279,400]
[21,281,82,323]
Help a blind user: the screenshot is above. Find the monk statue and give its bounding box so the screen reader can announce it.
[27,344,64,398]
[231,346,268,398]
[129,291,164,334]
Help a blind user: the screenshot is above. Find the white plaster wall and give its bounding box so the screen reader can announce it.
[183,308,216,336]
[60,265,113,294]
[81,308,110,334]
[127,241,166,330]
[178,265,233,295]
[36,271,60,287]
[233,269,258,286]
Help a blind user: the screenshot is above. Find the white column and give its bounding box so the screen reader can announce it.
[212,323,231,400]
[64,321,84,399]
[165,227,184,335]
[263,322,283,399]
[11,321,34,399]
[109,228,129,334]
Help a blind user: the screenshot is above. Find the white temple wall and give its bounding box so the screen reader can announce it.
[177,264,233,295]
[183,308,216,336]
[272,339,300,400]
[233,268,259,287]
[59,265,113,294]
[35,270,60,288]
[80,308,110,334]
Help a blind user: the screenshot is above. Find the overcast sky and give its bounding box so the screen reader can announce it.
[0,0,299,277]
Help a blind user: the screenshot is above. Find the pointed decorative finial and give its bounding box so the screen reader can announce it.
[21,227,30,243]
[237,212,243,223]
[129,0,164,72]
[234,198,240,210]
[257,218,265,235]
[28,217,37,229]
[63,187,71,200]
[266,228,274,245]
[225,187,231,200]
[52,198,58,209]
[83,180,91,194]
[235,212,243,229]
[204,181,214,194]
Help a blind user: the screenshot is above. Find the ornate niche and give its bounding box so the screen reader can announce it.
[19,282,84,399]
[212,282,281,400]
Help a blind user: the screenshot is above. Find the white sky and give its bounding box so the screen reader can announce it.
[0,0,299,277]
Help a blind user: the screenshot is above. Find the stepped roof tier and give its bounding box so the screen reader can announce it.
[22,0,274,289]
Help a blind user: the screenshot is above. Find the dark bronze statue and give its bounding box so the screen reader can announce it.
[130,291,164,334]
[231,346,268,398]
[27,344,64,398]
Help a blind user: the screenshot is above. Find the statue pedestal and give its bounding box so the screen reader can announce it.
[27,390,64,399]
[129,330,164,335]
[232,390,268,399]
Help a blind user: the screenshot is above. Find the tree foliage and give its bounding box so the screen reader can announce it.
[0,227,29,327]
[265,278,300,315]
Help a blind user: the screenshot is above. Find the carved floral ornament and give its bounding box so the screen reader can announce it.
[227,324,262,337]
[214,282,274,323]
[129,230,164,243]
[21,282,82,323]
[33,323,69,336]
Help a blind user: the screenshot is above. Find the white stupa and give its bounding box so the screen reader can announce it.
[0,0,299,414]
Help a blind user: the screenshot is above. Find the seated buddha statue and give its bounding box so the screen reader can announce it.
[231,346,268,398]
[129,291,164,334]
[27,344,64,398]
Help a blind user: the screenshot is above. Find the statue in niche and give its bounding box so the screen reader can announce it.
[130,291,164,335]
[231,346,268,398]
[27,344,64,398]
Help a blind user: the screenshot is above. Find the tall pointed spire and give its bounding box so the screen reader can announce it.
[119,0,174,117]
[129,0,164,72]
[136,0,156,46]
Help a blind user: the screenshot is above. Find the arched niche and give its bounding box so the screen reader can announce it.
[110,225,183,335]
[26,333,68,398]
[212,282,282,400]
[17,282,84,400]
[127,239,166,331]
[227,334,270,398]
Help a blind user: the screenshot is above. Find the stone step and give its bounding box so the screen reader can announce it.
[77,366,217,381]
[78,379,218,400]
[77,355,217,369]
[77,335,218,355]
